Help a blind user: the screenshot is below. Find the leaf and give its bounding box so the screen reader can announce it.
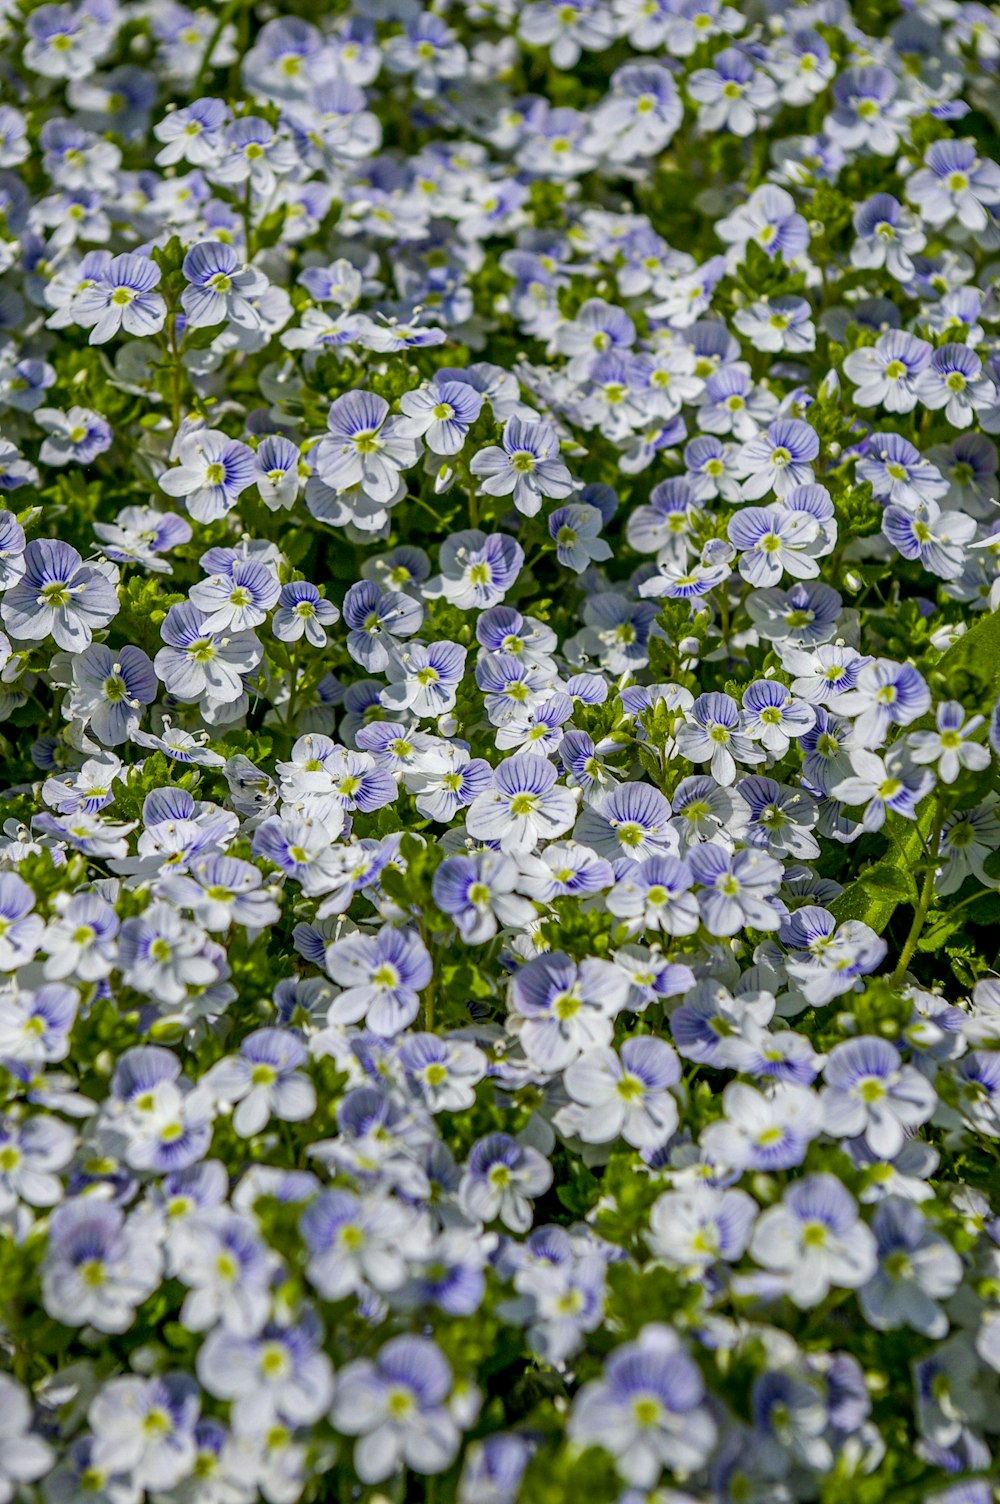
[859,863,918,903]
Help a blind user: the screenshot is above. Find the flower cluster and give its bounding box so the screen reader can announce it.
[3,1,1000,1502]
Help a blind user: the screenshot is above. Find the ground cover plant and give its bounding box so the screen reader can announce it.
[3,0,1000,1499]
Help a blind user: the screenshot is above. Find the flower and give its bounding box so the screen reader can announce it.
[908,139,1000,230]
[738,418,819,499]
[159,429,257,523]
[67,642,157,744]
[273,581,340,646]
[570,1326,716,1487]
[35,405,112,465]
[432,850,535,943]
[470,416,575,517]
[426,529,524,609]
[42,1199,163,1333]
[648,1184,757,1270]
[154,601,262,705]
[558,1035,681,1147]
[843,331,932,413]
[821,1038,937,1156]
[700,1081,823,1171]
[459,1132,553,1232]
[0,1375,52,1502]
[206,1027,315,1135]
[73,252,166,343]
[859,1199,963,1337]
[398,378,484,454]
[908,701,990,783]
[510,951,629,1071]
[314,390,420,506]
[748,1175,878,1307]
[331,1337,461,1482]
[467,754,578,854]
[325,927,432,1035]
[1,538,118,651]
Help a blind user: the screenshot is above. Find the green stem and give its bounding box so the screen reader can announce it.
[242,179,255,261]
[167,314,183,433]
[284,644,302,728]
[193,0,239,93]
[890,796,945,987]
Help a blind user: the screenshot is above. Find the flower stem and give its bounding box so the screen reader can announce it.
[890,796,944,987]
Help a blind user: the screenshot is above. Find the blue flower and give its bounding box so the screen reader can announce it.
[2,538,118,652]
[325,927,431,1036]
[73,252,165,343]
[470,416,574,518]
[570,1326,716,1487]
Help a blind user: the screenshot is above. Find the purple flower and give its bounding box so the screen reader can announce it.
[154,96,228,166]
[728,504,820,586]
[36,406,113,466]
[470,416,574,518]
[688,46,777,137]
[781,906,887,1005]
[606,854,699,936]
[917,343,995,429]
[466,754,578,854]
[314,390,419,506]
[73,252,165,344]
[332,1337,459,1483]
[908,139,1000,231]
[560,1035,681,1148]
[548,503,612,572]
[398,378,484,455]
[859,1199,962,1337]
[272,581,340,647]
[182,241,269,329]
[717,184,810,262]
[881,500,975,580]
[740,679,816,755]
[688,845,783,936]
[701,1081,823,1172]
[381,638,467,718]
[154,602,262,705]
[343,579,423,672]
[459,1131,553,1231]
[432,850,534,943]
[325,927,431,1036]
[68,642,157,744]
[510,951,628,1070]
[748,1174,877,1308]
[821,1037,937,1156]
[856,431,948,509]
[2,538,118,651]
[843,330,932,414]
[255,434,301,510]
[738,418,819,499]
[570,1326,716,1487]
[575,781,675,861]
[830,657,930,746]
[206,1027,314,1137]
[189,557,281,633]
[828,65,908,154]
[42,1199,162,1334]
[0,873,44,972]
[675,691,763,785]
[429,529,524,609]
[160,428,257,524]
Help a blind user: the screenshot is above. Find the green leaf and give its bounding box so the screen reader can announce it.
[858,863,918,902]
